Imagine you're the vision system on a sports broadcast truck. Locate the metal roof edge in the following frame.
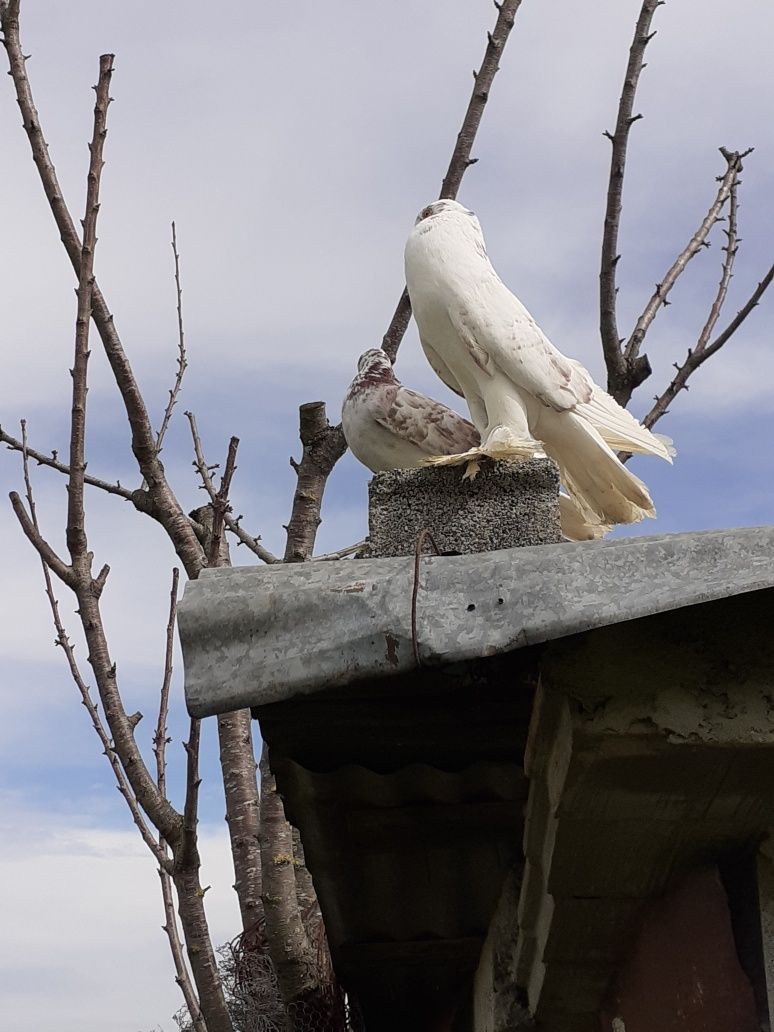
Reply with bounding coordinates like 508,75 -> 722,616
179,525 -> 774,717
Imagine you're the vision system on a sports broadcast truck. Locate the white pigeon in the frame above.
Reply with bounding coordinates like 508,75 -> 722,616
342,348 -> 609,541
404,199 -> 674,527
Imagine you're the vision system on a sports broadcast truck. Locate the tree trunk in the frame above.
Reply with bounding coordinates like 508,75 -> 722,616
192,506 -> 265,933
174,863 -> 234,1032
218,708 -> 263,930
259,744 -> 320,1003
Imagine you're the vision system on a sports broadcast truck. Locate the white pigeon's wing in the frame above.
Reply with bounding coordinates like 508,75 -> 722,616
373,383 -> 479,455
447,286 -> 593,411
420,339 -> 465,398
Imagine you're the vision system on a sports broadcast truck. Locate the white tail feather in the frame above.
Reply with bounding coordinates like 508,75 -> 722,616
577,388 -> 674,462
559,494 -> 612,541
541,412 -> 656,525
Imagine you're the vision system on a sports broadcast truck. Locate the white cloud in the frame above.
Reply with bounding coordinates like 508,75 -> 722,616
0,796 -> 239,1032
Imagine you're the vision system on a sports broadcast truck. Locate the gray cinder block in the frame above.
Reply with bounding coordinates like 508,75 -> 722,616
367,458 -> 563,558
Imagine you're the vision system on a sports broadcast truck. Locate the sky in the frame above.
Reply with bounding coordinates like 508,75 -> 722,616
0,1 -> 772,1029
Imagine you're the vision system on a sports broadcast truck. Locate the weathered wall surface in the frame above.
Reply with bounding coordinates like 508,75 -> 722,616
599,868 -> 759,1032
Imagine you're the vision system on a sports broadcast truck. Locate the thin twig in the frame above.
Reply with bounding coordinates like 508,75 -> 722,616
66,53 -> 113,573
643,259 -> 774,430
154,567 -> 180,797
155,221 -> 189,455
312,539 -> 368,561
209,437 -> 239,568
694,163 -> 741,354
0,429 -> 135,498
624,149 -> 749,369
599,0 -> 664,401
16,421 -> 168,868
381,0 -> 524,362
9,487 -> 74,586
186,410 -> 279,565
224,514 -> 280,565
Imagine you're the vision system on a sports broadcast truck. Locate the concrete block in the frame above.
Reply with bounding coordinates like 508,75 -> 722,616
367,458 -> 562,558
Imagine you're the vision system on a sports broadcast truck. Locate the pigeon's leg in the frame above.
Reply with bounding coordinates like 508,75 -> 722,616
424,388 -> 543,472
479,387 -> 543,458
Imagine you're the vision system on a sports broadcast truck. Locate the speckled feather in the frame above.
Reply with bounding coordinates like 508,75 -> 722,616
342,349 -> 479,472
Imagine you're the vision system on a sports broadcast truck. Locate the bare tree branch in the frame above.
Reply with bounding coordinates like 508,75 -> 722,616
15,420 -> 169,866
9,487 -> 74,586
154,567 -> 180,798
312,539 -> 368,561
440,0 -> 522,200
155,221 -> 189,455
643,259 -> 774,431
283,402 -> 348,564
381,0 -> 525,362
185,410 -> 279,564
181,717 -> 203,871
159,862 -> 207,1032
0,428 -> 132,497
599,0 -> 664,401
623,148 -> 749,376
66,53 -> 112,574
208,436 -> 239,568
259,743 -> 320,1004
225,513 -> 280,565
0,4 -> 205,579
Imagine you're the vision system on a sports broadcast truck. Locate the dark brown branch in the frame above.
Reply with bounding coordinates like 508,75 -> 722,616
208,437 -> 239,568
15,420 -> 168,867
67,53 -> 113,570
694,163 -> 741,354
9,486 -> 74,586
155,221 -> 189,455
440,0 -> 522,199
225,514 -> 280,565
185,410 -> 279,565
624,148 -> 748,370
599,0 -> 664,401
0,429 -> 136,498
381,0 -> 524,362
181,718 -> 203,870
283,403 -> 348,563
643,259 -> 774,430
312,539 -> 368,561
0,6 -> 205,579
154,567 -> 180,799
159,863 -> 206,1032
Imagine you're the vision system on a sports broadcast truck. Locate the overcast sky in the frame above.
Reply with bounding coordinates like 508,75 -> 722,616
1,1 -> 772,1029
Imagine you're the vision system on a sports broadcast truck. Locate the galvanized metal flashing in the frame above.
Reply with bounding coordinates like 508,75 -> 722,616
179,526 -> 774,718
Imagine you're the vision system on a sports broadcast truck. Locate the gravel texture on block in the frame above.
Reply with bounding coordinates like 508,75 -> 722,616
367,458 -> 562,558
